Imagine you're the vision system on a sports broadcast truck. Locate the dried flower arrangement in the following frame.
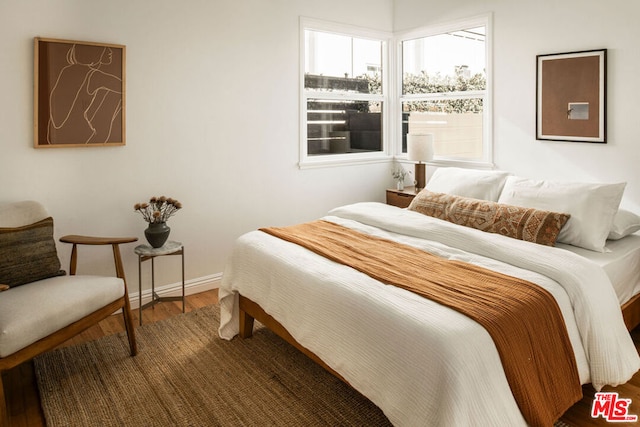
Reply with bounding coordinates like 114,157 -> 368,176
134,196 -> 182,224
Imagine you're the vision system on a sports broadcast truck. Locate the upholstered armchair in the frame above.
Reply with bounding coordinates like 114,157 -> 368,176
0,201 -> 138,426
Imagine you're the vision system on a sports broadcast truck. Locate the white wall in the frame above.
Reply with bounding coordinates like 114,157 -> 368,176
395,0 -> 640,212
0,0 -> 394,293
4,0 -> 639,296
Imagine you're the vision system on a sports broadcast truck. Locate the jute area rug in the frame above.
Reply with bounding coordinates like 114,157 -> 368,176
34,304 -> 392,426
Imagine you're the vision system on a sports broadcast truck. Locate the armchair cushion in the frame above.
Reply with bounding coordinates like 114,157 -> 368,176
0,217 -> 65,288
0,275 -> 125,357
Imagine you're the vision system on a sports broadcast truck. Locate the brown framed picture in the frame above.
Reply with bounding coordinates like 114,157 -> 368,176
34,37 -> 126,148
536,49 -> 606,143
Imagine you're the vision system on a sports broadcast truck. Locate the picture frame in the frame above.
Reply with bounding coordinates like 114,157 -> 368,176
536,49 -> 606,143
34,37 -> 126,148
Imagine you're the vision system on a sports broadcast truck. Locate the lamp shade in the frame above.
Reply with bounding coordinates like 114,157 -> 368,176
407,133 -> 434,162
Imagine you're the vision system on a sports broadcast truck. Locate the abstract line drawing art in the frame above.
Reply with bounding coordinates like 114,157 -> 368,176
34,38 -> 126,148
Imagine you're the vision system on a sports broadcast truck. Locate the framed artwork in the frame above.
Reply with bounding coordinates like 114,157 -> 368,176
34,37 -> 126,148
536,49 -> 606,143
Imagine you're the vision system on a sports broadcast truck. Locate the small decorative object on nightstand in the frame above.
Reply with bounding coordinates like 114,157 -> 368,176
386,187 -> 419,208
135,241 -> 185,325
392,165 -> 412,191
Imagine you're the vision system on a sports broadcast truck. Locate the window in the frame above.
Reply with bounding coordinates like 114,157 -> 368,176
300,19 -> 389,167
299,15 -> 492,168
399,16 -> 491,165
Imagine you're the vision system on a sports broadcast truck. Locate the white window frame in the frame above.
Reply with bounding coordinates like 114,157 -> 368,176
395,14 -> 493,168
299,18 -> 392,169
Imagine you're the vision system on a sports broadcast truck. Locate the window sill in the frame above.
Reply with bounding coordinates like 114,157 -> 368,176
299,153 -> 392,169
393,155 -> 495,170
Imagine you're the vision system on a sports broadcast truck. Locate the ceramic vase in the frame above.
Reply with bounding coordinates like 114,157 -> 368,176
145,222 -> 170,248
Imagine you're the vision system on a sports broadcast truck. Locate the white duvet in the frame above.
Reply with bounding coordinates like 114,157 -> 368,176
219,202 -> 640,426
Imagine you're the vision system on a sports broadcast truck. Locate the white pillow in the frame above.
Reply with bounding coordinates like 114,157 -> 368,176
426,167 -> 510,201
608,209 -> 640,240
498,176 -> 626,252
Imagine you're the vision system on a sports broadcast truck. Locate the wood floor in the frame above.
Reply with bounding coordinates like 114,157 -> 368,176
3,289 -> 640,426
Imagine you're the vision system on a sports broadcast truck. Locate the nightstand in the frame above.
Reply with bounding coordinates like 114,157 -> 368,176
386,187 -> 419,208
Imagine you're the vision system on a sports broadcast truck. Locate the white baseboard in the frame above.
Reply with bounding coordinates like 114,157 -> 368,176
129,273 -> 221,309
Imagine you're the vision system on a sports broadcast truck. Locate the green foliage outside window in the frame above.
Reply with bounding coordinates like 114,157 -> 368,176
358,67 -> 486,114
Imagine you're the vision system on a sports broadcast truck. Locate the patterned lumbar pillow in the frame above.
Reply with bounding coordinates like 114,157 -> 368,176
0,217 -> 65,287
408,190 -> 570,246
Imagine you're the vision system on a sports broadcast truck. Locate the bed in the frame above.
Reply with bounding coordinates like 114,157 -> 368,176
218,170 -> 640,426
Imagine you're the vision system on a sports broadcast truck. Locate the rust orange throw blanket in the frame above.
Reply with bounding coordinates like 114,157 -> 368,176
260,220 -> 582,427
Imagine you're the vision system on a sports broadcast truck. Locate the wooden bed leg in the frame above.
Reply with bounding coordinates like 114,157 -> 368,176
239,309 -> 255,338
621,292 -> 640,331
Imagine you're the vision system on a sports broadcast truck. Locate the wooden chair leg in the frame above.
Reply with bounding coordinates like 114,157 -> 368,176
0,373 -> 8,427
111,243 -> 138,356
121,299 -> 138,356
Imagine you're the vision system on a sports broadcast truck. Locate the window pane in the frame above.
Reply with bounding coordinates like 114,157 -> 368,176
305,30 -> 382,94
307,99 -> 382,155
402,26 -> 485,95
402,99 -> 483,159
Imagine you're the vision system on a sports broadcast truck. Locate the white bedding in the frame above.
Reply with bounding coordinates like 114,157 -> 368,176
558,234 -> 640,305
218,202 -> 640,426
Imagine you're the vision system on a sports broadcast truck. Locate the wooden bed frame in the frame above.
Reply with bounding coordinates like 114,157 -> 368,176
622,292 -> 640,331
238,296 -> 348,384
238,291 -> 640,386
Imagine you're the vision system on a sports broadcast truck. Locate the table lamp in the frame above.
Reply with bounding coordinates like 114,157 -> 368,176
407,133 -> 434,191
